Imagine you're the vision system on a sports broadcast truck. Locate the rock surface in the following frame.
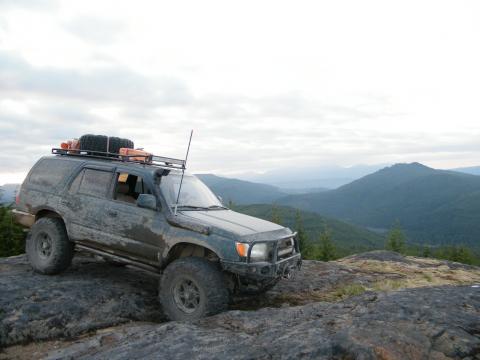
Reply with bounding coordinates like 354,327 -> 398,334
1,250 -> 480,359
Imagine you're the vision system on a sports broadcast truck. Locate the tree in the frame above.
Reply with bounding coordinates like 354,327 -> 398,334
421,245 -> 432,258
435,245 -> 474,265
271,205 -> 282,225
385,220 -> 406,254
0,203 -> 26,257
294,210 -> 311,258
316,227 -> 336,261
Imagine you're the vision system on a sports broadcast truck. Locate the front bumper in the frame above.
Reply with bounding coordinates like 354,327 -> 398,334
11,209 -> 35,228
221,253 -> 302,280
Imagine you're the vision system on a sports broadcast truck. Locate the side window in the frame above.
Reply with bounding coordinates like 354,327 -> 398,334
29,158 -> 78,189
114,173 -> 152,205
78,169 -> 113,198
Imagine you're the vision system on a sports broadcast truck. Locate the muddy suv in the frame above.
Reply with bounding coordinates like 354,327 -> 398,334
14,150 -> 301,320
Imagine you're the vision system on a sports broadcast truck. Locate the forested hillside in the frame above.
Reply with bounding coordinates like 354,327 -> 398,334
278,163 -> 480,248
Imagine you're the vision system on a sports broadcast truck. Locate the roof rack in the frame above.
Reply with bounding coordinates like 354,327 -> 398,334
51,148 -> 186,170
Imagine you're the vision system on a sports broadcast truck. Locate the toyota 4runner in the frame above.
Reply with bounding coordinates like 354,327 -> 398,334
13,146 -> 301,321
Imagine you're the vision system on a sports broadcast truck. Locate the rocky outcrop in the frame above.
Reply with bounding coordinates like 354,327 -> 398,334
45,286 -> 480,360
0,254 -> 164,347
1,251 -> 480,359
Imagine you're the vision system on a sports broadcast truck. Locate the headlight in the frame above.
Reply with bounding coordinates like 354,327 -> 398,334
235,242 -> 271,262
250,243 -> 269,261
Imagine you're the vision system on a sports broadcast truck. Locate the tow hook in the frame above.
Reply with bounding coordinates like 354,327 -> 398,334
282,265 -> 293,279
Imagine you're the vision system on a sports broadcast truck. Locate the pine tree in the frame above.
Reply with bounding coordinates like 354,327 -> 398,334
0,191 -> 26,257
294,210 -> 311,258
421,245 -> 432,258
385,220 -> 406,254
271,205 -> 282,225
317,227 -> 336,261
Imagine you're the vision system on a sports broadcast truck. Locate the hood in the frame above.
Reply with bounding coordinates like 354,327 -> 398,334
178,209 -> 293,242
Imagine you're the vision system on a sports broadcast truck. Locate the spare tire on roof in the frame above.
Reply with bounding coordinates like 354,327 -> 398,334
79,134 -> 134,155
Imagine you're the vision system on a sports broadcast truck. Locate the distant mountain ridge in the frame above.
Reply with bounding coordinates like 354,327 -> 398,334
0,184 -> 19,205
195,174 -> 287,204
453,166 -> 480,176
278,163 -> 480,247
235,164 -> 387,189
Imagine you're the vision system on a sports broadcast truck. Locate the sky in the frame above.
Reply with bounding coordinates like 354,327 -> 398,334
0,0 -> 479,185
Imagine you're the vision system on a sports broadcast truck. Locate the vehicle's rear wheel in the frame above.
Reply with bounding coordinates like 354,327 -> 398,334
26,218 -> 74,275
159,257 -> 229,321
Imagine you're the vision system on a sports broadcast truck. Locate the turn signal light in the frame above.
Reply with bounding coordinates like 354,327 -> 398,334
235,242 -> 249,257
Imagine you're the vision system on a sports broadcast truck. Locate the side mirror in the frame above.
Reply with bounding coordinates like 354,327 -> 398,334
137,194 -> 157,210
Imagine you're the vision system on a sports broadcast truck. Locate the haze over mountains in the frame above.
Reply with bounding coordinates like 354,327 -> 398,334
235,164 -> 387,189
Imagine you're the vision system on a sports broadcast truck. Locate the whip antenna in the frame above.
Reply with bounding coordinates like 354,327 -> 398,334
174,130 -> 193,216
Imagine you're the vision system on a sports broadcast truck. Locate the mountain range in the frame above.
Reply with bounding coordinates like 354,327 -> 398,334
278,163 -> 480,247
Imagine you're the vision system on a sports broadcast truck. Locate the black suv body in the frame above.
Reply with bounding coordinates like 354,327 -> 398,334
14,154 -> 301,320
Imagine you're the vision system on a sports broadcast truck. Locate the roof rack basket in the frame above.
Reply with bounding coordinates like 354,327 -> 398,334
51,148 -> 186,170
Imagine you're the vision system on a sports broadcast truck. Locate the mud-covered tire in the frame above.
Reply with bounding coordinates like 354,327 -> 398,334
26,218 -> 74,275
79,134 -> 134,154
159,257 -> 229,321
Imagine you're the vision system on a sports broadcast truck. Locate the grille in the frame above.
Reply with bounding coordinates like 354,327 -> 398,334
277,237 -> 295,259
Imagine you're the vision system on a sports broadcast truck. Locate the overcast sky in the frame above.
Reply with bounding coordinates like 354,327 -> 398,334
1,0 -> 479,185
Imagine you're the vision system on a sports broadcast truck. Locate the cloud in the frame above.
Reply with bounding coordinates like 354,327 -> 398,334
63,16 -> 125,45
0,0 -> 57,10
0,50 -> 193,107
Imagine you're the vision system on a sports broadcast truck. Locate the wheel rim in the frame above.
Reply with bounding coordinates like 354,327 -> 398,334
172,277 -> 201,314
35,232 -> 53,259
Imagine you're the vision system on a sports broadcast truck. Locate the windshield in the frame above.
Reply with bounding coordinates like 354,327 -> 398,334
159,174 -> 224,210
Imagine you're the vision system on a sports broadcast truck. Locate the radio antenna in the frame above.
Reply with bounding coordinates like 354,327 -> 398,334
174,130 -> 193,216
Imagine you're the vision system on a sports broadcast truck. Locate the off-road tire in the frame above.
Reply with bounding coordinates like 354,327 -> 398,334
26,218 -> 74,275
79,134 -> 134,155
159,257 -> 229,321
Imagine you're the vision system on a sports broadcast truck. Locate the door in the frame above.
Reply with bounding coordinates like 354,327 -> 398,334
61,166 -> 115,246
101,171 -> 166,263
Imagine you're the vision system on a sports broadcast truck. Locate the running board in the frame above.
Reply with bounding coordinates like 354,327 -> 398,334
75,244 -> 161,276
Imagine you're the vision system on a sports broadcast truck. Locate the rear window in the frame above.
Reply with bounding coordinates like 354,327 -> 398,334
28,158 -> 79,189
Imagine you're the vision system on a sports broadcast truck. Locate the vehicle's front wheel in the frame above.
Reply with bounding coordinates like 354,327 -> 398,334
159,257 -> 229,321
26,217 -> 74,275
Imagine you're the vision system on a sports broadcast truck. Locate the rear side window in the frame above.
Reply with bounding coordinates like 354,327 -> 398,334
77,169 -> 113,198
29,158 -> 79,189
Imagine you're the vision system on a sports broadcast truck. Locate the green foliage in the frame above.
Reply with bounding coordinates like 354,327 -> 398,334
421,245 -> 432,258
385,221 -> 406,254
434,245 -> 474,265
0,205 -> 26,257
294,210 -> 312,258
314,227 -> 337,261
270,205 -> 283,225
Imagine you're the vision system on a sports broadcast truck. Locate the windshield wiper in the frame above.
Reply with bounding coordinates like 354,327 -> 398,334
172,205 -> 209,211
207,205 -> 229,210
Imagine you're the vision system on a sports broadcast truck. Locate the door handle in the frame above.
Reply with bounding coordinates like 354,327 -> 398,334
108,210 -> 118,217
